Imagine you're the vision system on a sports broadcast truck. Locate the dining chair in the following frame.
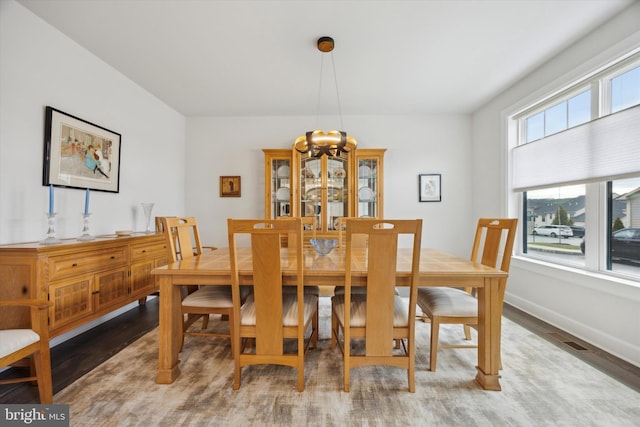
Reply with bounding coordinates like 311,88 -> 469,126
159,216 -> 245,355
0,299 -> 53,403
155,216 -> 171,233
283,216 -> 320,334
416,218 -> 517,371
227,217 -> 319,392
330,218 -> 422,392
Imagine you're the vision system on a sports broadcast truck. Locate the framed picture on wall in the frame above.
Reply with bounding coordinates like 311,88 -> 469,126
220,176 -> 241,197
43,106 -> 121,193
419,173 -> 441,202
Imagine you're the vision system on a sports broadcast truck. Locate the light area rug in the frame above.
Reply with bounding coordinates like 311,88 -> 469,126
54,298 -> 640,426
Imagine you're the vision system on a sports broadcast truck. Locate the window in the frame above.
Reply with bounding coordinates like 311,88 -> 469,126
611,65 -> 640,113
524,185 -> 586,269
512,51 -> 640,280
524,90 -> 591,143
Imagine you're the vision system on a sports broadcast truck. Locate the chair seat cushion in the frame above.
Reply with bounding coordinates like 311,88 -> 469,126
240,293 -> 318,326
182,285 -> 252,309
182,286 -> 233,308
331,294 -> 409,327
417,287 -> 477,317
333,286 -> 399,295
282,285 -> 320,296
0,329 -> 40,358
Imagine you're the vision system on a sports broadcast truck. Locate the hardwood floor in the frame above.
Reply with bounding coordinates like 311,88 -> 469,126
0,299 -> 160,404
1,298 -> 639,403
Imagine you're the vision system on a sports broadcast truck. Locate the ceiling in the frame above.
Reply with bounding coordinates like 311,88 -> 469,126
17,0 -> 634,117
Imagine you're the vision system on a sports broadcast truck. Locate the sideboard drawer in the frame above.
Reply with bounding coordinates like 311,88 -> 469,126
131,240 -> 168,261
49,246 -> 128,280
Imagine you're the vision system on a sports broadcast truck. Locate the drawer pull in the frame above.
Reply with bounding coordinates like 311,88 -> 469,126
72,263 -> 78,267
142,250 -> 147,253
92,290 -> 100,295
110,256 -> 116,259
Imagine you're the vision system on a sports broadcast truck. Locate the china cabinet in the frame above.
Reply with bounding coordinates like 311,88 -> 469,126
263,146 -> 385,238
0,233 -> 168,337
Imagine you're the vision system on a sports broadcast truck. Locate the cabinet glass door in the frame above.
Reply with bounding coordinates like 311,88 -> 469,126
270,158 -> 291,219
357,157 -> 379,218
300,157 -> 322,230
326,156 -> 348,231
299,153 -> 349,233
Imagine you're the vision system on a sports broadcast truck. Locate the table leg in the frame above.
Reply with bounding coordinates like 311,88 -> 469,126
156,276 -> 182,384
475,276 -> 502,391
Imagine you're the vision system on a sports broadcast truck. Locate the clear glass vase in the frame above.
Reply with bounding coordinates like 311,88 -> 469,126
141,202 -> 155,233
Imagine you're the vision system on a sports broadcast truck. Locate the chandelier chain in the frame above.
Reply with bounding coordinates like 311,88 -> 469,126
330,52 -> 344,130
315,54 -> 324,130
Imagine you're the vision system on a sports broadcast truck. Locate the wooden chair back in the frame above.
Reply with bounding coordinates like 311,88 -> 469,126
338,218 -> 422,391
337,217 -> 368,248
286,216 -> 316,249
158,217 -> 204,263
344,218 -> 422,354
466,218 -> 518,295
227,217 -> 317,391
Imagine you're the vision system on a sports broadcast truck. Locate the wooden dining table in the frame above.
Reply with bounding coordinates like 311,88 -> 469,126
152,247 -> 509,391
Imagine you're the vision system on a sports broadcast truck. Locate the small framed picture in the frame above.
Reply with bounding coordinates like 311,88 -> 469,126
43,106 -> 121,193
220,176 -> 241,197
419,174 -> 441,202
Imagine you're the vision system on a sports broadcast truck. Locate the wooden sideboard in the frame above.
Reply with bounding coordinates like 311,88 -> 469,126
0,233 -> 168,337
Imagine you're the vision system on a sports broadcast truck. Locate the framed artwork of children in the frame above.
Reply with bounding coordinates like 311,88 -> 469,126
220,176 -> 241,197
43,106 -> 121,193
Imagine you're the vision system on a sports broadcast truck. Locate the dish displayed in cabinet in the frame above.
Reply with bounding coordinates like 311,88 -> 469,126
277,165 -> 290,178
276,187 -> 290,201
358,186 -> 374,202
358,165 -> 372,178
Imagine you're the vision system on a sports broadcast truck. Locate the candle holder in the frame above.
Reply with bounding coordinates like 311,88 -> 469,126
77,213 -> 95,241
40,213 -> 61,245
141,202 -> 155,233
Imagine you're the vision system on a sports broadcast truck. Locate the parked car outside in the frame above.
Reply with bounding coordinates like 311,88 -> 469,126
580,228 -> 640,263
570,226 -> 585,238
611,228 -> 640,263
533,225 -> 573,238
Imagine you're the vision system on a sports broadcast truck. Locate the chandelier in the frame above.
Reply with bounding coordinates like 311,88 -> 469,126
294,37 -> 357,158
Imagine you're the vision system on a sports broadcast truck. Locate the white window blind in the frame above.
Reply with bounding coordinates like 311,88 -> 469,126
512,104 -> 640,191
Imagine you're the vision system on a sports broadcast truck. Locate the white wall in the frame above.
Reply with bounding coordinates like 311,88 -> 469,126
186,114 -> 474,255
471,2 -> 640,366
0,0 -> 186,244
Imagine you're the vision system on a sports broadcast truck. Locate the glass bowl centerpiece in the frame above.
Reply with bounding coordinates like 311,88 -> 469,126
310,238 -> 338,256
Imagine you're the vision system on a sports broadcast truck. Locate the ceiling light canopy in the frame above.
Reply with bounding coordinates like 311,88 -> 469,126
294,36 -> 356,158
